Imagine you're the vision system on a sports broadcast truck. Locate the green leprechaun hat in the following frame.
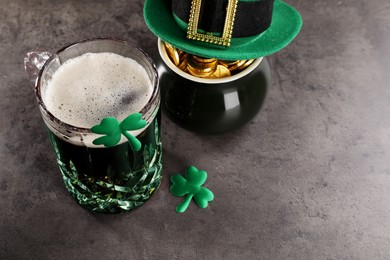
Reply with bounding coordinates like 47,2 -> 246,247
144,0 -> 302,60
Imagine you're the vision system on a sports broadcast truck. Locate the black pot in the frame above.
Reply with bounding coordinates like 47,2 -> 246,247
156,39 -> 271,135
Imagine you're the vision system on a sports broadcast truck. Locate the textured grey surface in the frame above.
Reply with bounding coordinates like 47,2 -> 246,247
1,0 -> 390,259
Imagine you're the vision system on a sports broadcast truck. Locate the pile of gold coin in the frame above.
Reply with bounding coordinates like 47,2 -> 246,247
163,42 -> 255,79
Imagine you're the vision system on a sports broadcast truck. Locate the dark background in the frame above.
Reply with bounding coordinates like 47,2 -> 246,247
1,0 -> 390,259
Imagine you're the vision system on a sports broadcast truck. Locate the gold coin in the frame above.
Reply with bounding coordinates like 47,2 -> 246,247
187,55 -> 217,77
192,55 -> 217,63
187,55 -> 217,70
179,53 -> 188,64
235,59 -> 255,71
164,42 -> 180,66
218,60 -> 240,67
163,44 -> 254,78
178,56 -> 188,71
187,65 -> 215,77
178,49 -> 184,57
228,60 -> 247,71
207,65 -> 231,78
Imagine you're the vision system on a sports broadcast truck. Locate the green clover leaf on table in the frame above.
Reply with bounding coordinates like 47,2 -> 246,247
170,165 -> 214,213
91,113 -> 146,151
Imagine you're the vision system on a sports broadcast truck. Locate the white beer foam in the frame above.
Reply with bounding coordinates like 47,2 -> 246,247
44,52 -> 153,129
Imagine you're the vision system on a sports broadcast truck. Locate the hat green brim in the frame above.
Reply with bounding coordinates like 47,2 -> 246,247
144,0 -> 302,60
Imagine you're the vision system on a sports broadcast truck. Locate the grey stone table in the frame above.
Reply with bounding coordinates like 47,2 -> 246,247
1,0 -> 390,259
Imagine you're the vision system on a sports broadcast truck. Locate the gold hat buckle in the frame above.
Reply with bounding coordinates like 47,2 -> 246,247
187,0 -> 238,47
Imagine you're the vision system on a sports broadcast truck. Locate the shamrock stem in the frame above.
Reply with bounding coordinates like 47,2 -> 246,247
176,194 -> 194,213
122,131 -> 142,152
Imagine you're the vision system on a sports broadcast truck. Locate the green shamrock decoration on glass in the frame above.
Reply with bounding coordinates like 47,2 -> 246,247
170,165 -> 214,213
91,113 -> 146,151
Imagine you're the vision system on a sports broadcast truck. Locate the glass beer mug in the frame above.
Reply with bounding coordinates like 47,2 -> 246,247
24,38 -> 162,214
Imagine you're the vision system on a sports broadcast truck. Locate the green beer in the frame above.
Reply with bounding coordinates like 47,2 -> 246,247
35,39 -> 161,213
49,115 -> 162,214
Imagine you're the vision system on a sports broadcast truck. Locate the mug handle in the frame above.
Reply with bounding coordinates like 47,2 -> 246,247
24,50 -> 52,84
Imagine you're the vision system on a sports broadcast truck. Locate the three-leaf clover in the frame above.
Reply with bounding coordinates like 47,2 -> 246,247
91,113 -> 146,151
170,165 -> 214,213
